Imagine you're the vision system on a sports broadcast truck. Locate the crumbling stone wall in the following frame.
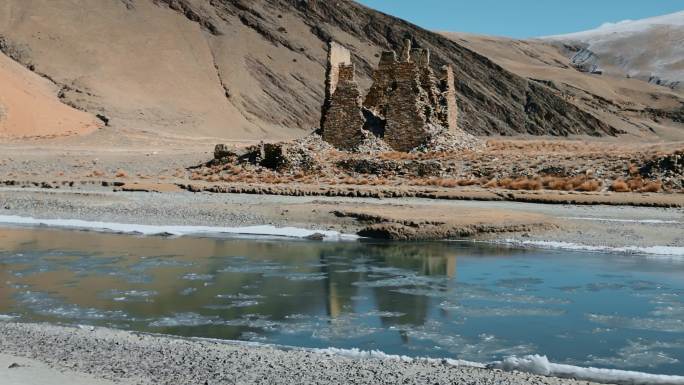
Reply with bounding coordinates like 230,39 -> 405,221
321,39 -> 460,152
320,41 -> 352,129
438,65 -> 459,131
320,58 -> 366,150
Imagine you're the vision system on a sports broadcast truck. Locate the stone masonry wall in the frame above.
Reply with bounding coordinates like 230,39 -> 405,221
321,39 -> 461,152
439,65 -> 458,131
384,61 -> 431,151
321,63 -> 366,150
320,41 -> 352,129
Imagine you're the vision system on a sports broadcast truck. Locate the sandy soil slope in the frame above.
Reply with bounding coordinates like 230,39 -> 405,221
0,0 -> 661,140
0,52 -> 100,139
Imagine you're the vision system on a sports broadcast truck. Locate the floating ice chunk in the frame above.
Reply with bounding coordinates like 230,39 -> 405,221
101,289 -> 158,302
0,314 -> 18,321
587,313 -> 684,333
495,277 -> 544,289
180,287 -> 197,296
15,291 -> 131,321
216,293 -> 265,300
260,270 -> 327,281
181,273 -> 214,281
584,339 -> 684,369
489,354 -> 684,385
149,312 -> 219,327
440,302 -> 565,318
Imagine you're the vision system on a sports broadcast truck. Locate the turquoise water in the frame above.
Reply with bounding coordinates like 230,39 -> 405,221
0,227 -> 683,375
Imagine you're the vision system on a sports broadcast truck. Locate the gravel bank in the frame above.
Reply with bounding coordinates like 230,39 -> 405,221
0,322 -> 600,385
0,187 -> 682,249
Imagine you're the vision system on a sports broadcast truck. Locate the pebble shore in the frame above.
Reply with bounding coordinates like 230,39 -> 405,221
0,322 -> 601,385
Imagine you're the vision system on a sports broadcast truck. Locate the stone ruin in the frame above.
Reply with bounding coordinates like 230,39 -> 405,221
320,39 -> 460,152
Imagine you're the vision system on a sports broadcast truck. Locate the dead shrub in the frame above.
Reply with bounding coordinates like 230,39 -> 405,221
627,177 -> 644,191
611,179 -> 631,192
576,179 -> 601,192
483,179 -> 498,188
639,180 -> 662,193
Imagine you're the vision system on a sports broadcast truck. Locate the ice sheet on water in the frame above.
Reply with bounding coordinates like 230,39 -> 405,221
312,316 -> 381,341
587,313 -> 684,333
218,262 -> 285,274
180,287 -> 197,296
353,274 -> 443,288
583,338 -> 684,369
149,312 -> 220,327
100,289 -> 158,303
129,258 -> 193,272
439,301 -> 565,318
262,271 -> 327,281
359,310 -> 406,318
216,293 -> 265,300
15,290 -> 131,321
495,277 -> 544,289
397,320 -> 536,362
648,294 -> 684,318
181,273 -> 214,281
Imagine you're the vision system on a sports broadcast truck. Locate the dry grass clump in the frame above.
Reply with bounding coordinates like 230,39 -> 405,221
611,179 -> 630,192
483,175 -> 603,192
610,178 -> 662,193
640,180 -> 662,193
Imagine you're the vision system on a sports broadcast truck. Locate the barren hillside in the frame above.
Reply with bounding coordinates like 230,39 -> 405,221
0,47 -> 100,139
442,32 -> 684,141
0,0 -> 681,141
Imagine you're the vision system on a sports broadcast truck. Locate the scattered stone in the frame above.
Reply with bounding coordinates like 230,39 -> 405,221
304,233 -> 326,241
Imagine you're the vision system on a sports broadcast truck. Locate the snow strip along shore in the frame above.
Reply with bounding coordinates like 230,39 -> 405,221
504,239 -> 684,257
0,215 -> 358,241
314,348 -> 684,385
1,322 -> 682,385
490,355 -> 684,385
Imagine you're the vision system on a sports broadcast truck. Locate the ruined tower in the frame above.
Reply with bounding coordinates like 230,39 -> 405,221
320,42 -> 365,150
320,39 -> 460,152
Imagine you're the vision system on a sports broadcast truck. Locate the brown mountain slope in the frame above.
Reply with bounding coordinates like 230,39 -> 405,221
0,0 -> 676,141
0,50 -> 100,139
442,32 -> 684,141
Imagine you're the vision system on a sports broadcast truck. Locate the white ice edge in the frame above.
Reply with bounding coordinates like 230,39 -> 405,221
563,217 -> 682,225
189,336 -> 684,385
0,215 -> 358,241
204,340 -> 684,385
490,355 -> 684,385
503,239 -> 684,257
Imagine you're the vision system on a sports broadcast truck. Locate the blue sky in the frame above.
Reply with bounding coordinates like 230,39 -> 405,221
356,0 -> 683,38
